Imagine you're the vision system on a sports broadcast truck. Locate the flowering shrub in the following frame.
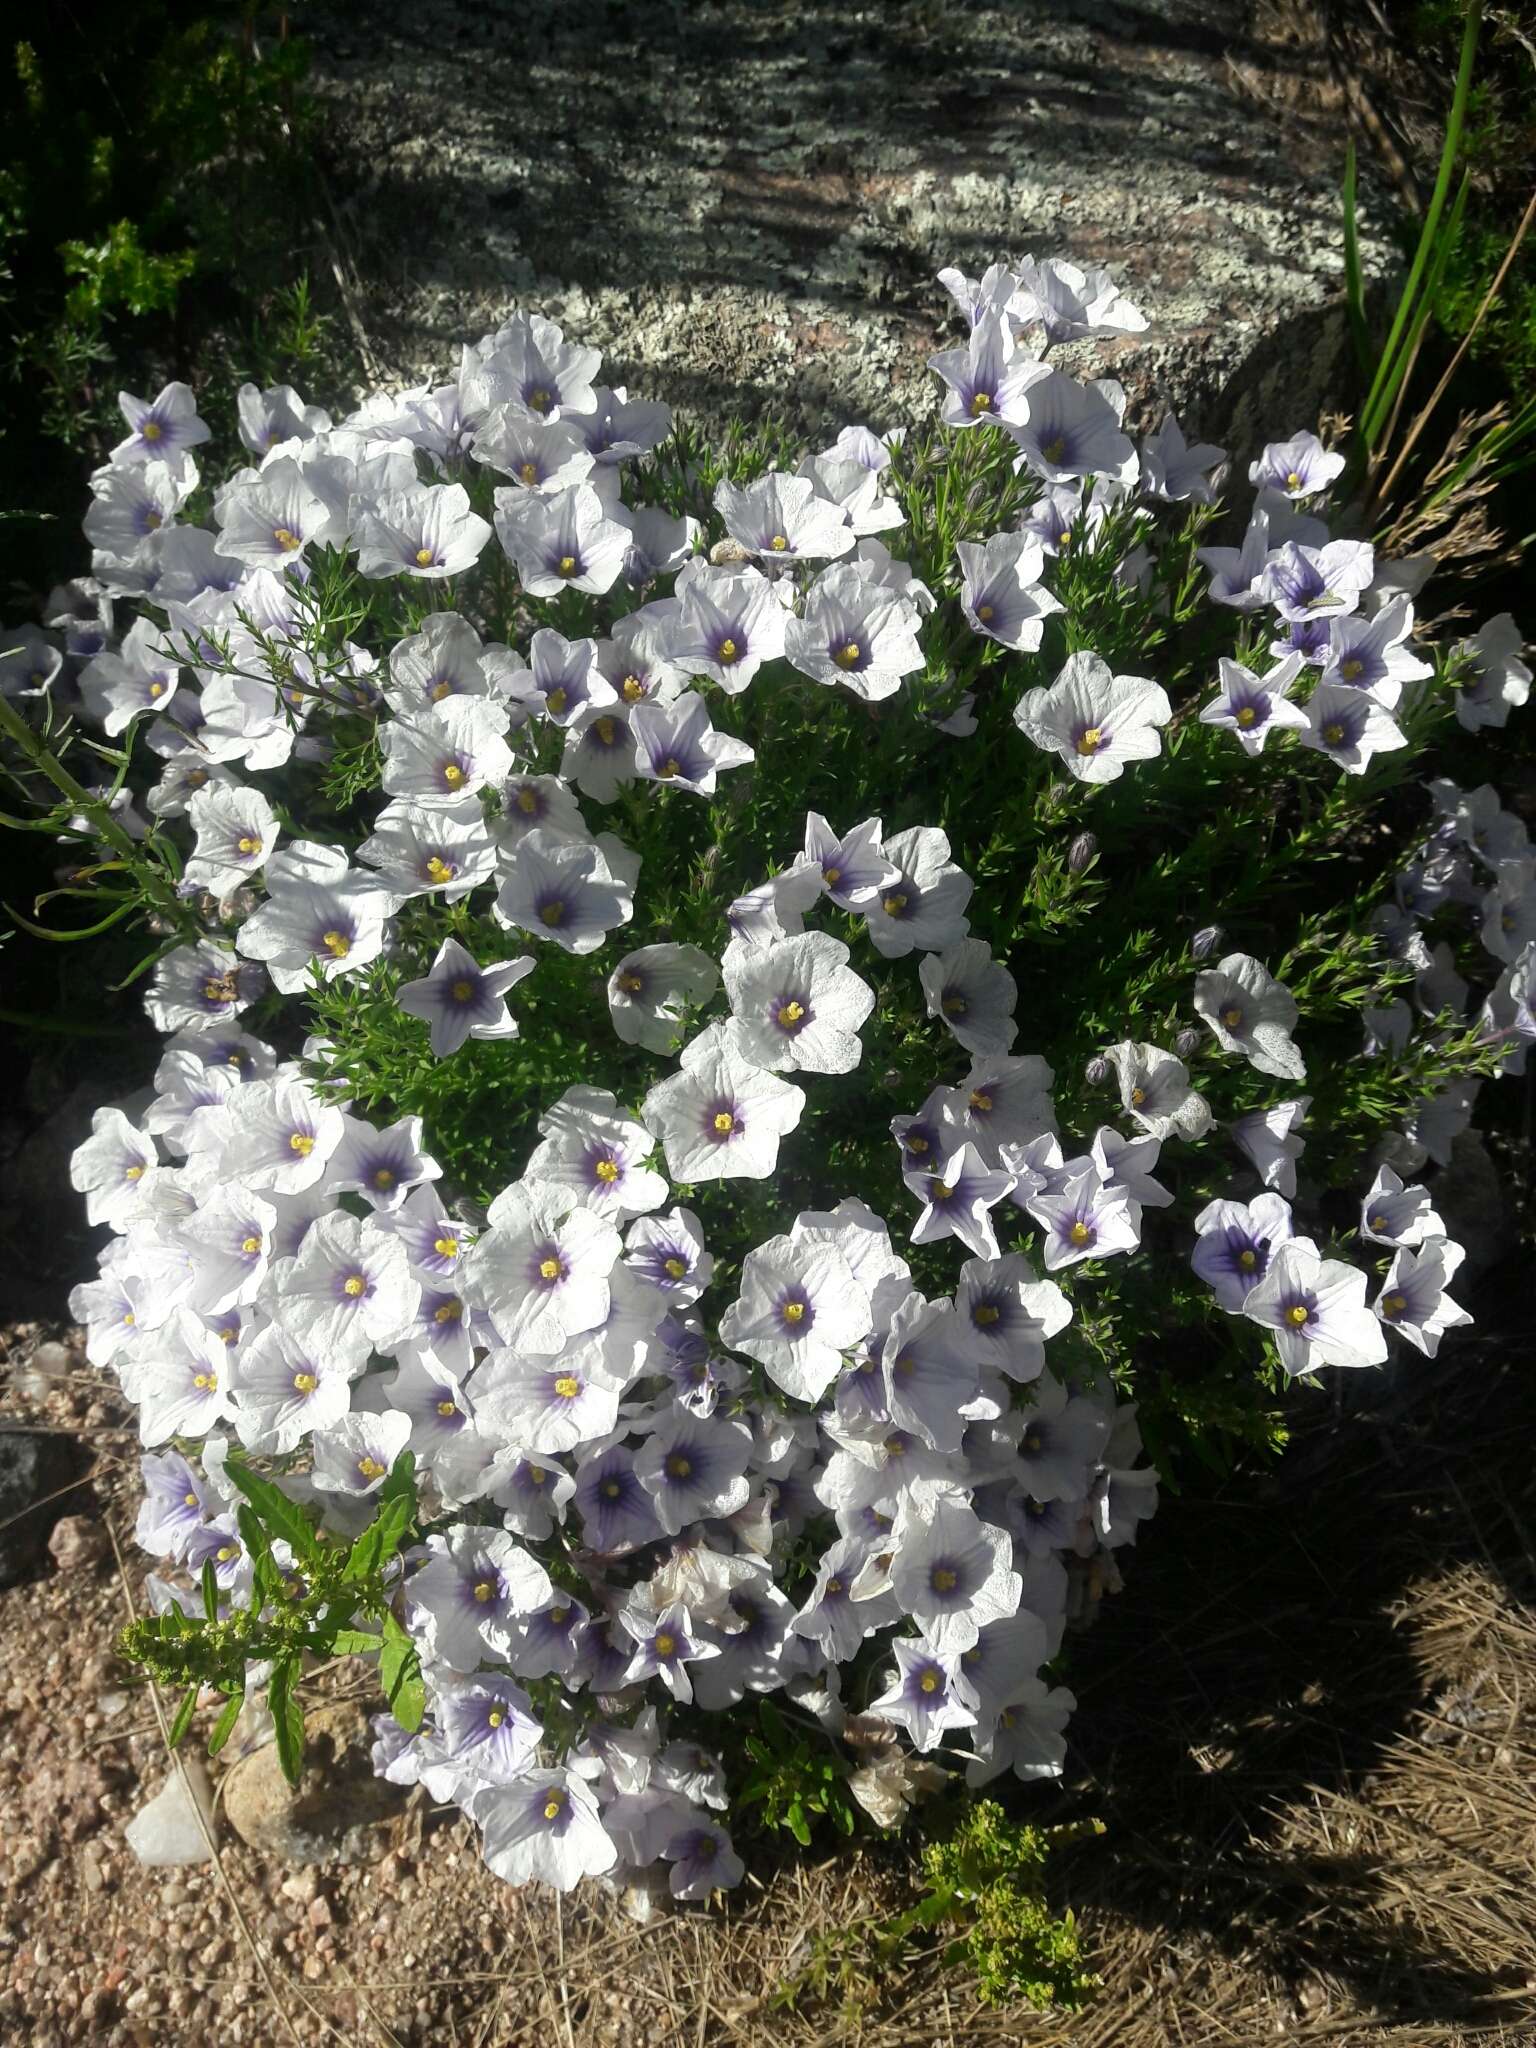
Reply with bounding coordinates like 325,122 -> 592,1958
7,252 -> 1531,1921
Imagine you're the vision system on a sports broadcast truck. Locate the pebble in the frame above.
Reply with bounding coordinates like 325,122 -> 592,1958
123,1761 -> 216,1868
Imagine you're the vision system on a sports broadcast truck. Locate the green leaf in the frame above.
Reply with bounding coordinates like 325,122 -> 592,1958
328,1628 -> 384,1657
343,1489 -> 415,1585
226,1458 -> 323,1565
200,1559 -> 219,1623
379,1611 -> 425,1734
267,1655 -> 305,1788
207,1687 -> 245,1759
787,1801 -> 811,1848
168,1683 -> 199,1748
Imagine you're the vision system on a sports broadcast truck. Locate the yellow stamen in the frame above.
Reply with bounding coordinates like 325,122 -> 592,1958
322,930 -> 351,959
193,1371 -> 217,1391
436,1398 -> 457,1416
434,1299 -> 462,1324
488,1707 -> 505,1727
1381,1292 -> 1407,1318
473,1579 -> 496,1603
242,1235 -> 262,1255
1068,1220 -> 1092,1247
654,1632 -> 677,1658
594,1158 -> 621,1183
557,554 -> 578,577
666,1453 -> 692,1479
540,901 -> 565,927
969,1089 -> 992,1113
919,1670 -> 940,1693
973,1303 -> 1000,1326
441,762 -> 465,788
518,462 -> 538,485
539,1256 -> 563,1281
357,1455 -> 386,1480
712,1110 -> 736,1134
434,1235 -> 459,1258
832,641 -> 862,670
1237,1249 -> 1257,1272
237,835 -> 261,855
969,392 -> 994,416
553,1374 -> 580,1399
593,716 -> 616,745
776,999 -> 805,1028
374,1168 -> 396,1189
1076,725 -> 1104,756
621,675 -> 645,702
1285,1304 -> 1310,1327
1222,1006 -> 1243,1029
425,856 -> 455,884
414,547 -> 435,568
664,1256 -> 688,1280
781,1301 -> 805,1325
769,534 -> 788,551
931,1567 -> 957,1593
273,527 -> 301,553
717,637 -> 739,664
1235,705 -> 1257,728
976,603 -> 994,622
343,1274 -> 366,1298
883,891 -> 908,916
1322,721 -> 1346,746
142,421 -> 163,442
618,971 -> 645,994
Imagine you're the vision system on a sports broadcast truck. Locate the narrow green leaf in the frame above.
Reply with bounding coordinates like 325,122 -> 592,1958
343,1491 -> 415,1585
207,1687 -> 245,1759
268,1656 -> 305,1788
226,1458 -> 323,1565
168,1683 -> 199,1748
379,1611 -> 426,1734
200,1559 -> 219,1623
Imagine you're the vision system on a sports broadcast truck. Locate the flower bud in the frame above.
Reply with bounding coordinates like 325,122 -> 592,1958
1067,831 -> 1098,875
1084,1055 -> 1110,1086
1191,924 -> 1224,960
1174,1026 -> 1203,1060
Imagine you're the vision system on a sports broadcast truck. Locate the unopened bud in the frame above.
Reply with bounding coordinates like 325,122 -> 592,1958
1067,832 -> 1098,875
1191,924 -> 1224,960
1174,1026 -> 1203,1060
1084,1055 -> 1110,1087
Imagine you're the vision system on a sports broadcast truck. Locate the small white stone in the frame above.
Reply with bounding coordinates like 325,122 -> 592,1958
124,1759 -> 216,1867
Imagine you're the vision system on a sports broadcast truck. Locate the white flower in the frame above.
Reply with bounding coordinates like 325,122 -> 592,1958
1360,1166 -> 1444,1248
1193,952 -> 1306,1080
1243,1239 -> 1387,1375
919,939 -> 1017,1055
965,1680 -> 1075,1787
713,472 -> 856,560
863,825 -> 973,959
1190,1193 -> 1296,1310
122,1306 -> 234,1445
1374,1239 -> 1472,1357
226,1325 -> 356,1453
358,800 -> 497,902
928,311 -> 1045,428
217,1077 -> 345,1193
1231,1098 -> 1309,1197
355,482 -> 492,578
495,482 -> 632,596
718,1228 -> 872,1402
1299,684 -> 1406,775
214,455 -> 341,568
885,1492 -> 1021,1653
869,1636 -> 980,1751
272,1211 -> 421,1369
397,938 -> 535,1058
235,841 -> 398,993
666,563 -> 786,690
112,381 -> 209,469
956,531 -> 1062,651
183,784 -> 280,898
641,1027 -> 805,1182
524,1085 -> 669,1219
1025,1168 -> 1141,1271
1014,651 -> 1171,783
470,1343 -> 631,1454
493,829 -> 634,954
472,1773 -> 617,1892
1140,413 -> 1225,503
607,943 -> 719,1052
467,1185 -> 622,1354
784,564 -> 925,701
1007,369 -> 1137,486
70,1108 -> 159,1228
310,1411 -> 415,1496
406,1526 -> 553,1673
1454,613 -> 1531,731
909,1143 -> 1017,1260
723,931 -> 874,1074
1199,655 -> 1309,754
380,697 -> 514,809
631,691 -> 755,792
955,1254 -> 1070,1380
1103,1041 -> 1212,1141
802,811 -> 900,909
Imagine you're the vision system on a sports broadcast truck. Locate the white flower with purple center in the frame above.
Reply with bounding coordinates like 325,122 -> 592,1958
123,1306 -> 235,1445
1231,1097 -> 1309,1197
1360,1166 -> 1444,1248
634,1412 -> 754,1534
713,471 -> 855,560
572,1441 -> 663,1554
862,824 -> 973,959
956,530 -> 1063,651
886,1491 -> 1021,1656
965,1679 -> 1075,1787
869,1635 -> 980,1751
718,1228 -> 872,1403
1008,368 -> 1137,486
892,1085 -> 970,1182
784,563 -> 924,702
112,381 -> 210,470
799,448 -> 902,537
145,941 -> 264,1036
666,564 -> 786,691
493,828 -> 634,955
471,1770 -> 617,1892
631,690 -> 754,793
70,1107 -> 159,1229
919,938 -> 1018,1056
619,1601 -> 719,1704
1025,1167 -> 1141,1271
1259,539 -> 1374,624
663,1820 -> 745,1901
606,942 -> 719,1053
641,1026 -> 805,1183
475,410 -> 594,492
624,1207 -> 713,1305
1242,1239 -> 1387,1375
1011,256 -> 1147,341
406,1526 -> 554,1673
928,310 -> 1044,428
1454,612 -> 1531,732
1373,1239 -> 1472,1358
271,1210 -> 421,1369
380,697 -> 514,809
723,930 -> 874,1076
1014,1371 -> 1111,1500
1300,683 -> 1407,775
1103,1040 -> 1213,1142
910,1143 -> 1017,1260
214,456 -> 340,568
1248,431 -> 1344,499
1190,1193 -> 1296,1311
801,810 -> 900,911
79,618 -> 182,734
524,1084 -> 668,1220
1479,860 -> 1536,967
177,1187 -> 278,1314
494,480 -> 631,597
1199,653 -> 1309,755
467,1186 -> 621,1355
181,783 -> 279,899
397,937 -> 536,1059
218,1078 -> 345,1194
526,628 -> 610,726
235,840 -> 399,994
83,460 -> 189,568
1014,650 -> 1171,784
1197,504 -> 1273,612
956,1253 -> 1071,1381
328,1112 -> 443,1212
558,705 -> 640,802
1194,951 -> 1306,1081
355,482 -> 492,579
879,1292 -> 977,1453
1090,1125 -> 1172,1212
433,1674 -> 543,1792
1318,597 -> 1431,706
358,802 -> 496,903
310,1411 -> 414,1498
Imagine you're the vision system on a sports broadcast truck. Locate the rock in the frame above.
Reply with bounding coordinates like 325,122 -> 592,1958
47,1514 -> 107,1572
0,1430 -> 86,1588
1433,1129 -> 1516,1279
307,0 -> 1403,454
124,1761 -> 216,1868
222,1703 -> 404,1866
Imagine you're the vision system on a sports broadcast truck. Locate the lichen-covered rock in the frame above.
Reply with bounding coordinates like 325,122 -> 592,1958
309,0 -> 1399,450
